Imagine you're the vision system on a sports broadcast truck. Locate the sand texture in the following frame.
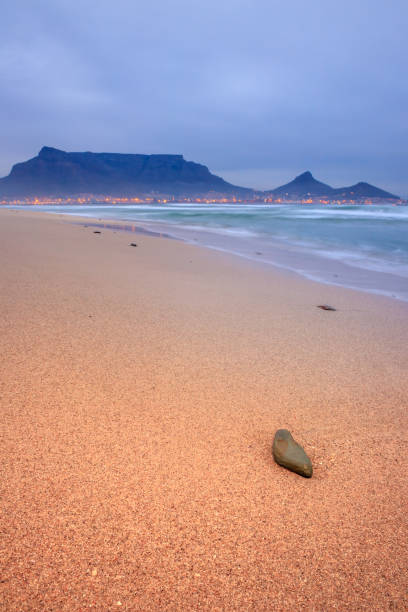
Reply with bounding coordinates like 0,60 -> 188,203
1,209 -> 407,611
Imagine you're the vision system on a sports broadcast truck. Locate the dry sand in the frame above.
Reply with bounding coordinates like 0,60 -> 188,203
0,208 -> 407,611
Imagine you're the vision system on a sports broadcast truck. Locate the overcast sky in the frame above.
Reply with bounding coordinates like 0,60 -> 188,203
1,0 -> 407,195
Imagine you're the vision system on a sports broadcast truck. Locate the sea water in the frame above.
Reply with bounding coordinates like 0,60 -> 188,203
10,203 -> 408,301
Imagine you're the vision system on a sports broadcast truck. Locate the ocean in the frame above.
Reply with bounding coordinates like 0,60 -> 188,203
9,203 -> 408,302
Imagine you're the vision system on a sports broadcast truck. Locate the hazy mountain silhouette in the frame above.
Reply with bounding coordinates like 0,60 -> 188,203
269,171 -> 334,196
0,149 -> 399,200
0,147 -> 252,197
331,182 -> 398,199
268,171 -> 398,199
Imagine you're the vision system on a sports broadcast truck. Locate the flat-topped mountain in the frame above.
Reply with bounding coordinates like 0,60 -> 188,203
266,171 -> 398,200
0,148 -> 400,200
0,147 -> 252,197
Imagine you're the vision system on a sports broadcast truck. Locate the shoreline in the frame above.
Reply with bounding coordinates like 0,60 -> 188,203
1,208 -> 407,610
6,204 -> 408,304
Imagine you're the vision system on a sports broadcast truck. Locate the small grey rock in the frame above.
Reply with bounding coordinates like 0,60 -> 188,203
317,304 -> 336,311
272,429 -> 313,478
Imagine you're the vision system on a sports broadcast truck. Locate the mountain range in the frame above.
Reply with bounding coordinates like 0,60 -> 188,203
0,147 -> 399,200
266,170 -> 398,199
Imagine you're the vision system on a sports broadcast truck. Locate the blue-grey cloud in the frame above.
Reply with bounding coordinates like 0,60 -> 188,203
0,0 -> 407,194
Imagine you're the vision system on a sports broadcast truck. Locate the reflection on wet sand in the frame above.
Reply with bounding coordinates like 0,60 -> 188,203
77,220 -> 178,239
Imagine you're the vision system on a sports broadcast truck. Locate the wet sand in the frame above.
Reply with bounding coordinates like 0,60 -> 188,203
1,208 -> 407,611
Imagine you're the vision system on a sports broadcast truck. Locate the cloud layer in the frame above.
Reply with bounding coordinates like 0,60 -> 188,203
1,0 -> 407,194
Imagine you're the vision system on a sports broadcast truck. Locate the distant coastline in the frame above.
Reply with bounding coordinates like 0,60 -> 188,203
2,195 -> 407,206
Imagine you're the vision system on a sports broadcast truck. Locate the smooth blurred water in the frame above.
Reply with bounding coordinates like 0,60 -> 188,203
9,203 -> 408,301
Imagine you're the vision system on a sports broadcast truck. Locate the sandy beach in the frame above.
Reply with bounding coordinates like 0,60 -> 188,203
1,208 -> 407,611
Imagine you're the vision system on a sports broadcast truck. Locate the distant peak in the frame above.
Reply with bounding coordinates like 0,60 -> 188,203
271,170 -> 334,195
296,171 -> 314,180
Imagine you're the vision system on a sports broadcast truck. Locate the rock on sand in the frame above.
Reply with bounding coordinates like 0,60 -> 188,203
272,429 -> 313,478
